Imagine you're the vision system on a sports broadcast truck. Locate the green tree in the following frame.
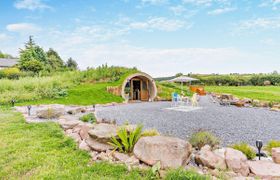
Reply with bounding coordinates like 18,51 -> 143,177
19,36 -> 47,73
175,73 -> 183,77
46,48 -> 65,70
20,59 -> 43,73
66,57 -> 78,70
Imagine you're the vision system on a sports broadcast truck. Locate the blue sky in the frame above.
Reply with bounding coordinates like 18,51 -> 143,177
0,0 -> 280,76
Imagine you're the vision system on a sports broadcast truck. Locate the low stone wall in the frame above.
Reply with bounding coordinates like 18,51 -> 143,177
16,104 -> 280,179
211,93 -> 280,112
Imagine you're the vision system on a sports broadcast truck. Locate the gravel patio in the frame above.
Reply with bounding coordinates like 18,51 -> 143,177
96,95 -> 280,145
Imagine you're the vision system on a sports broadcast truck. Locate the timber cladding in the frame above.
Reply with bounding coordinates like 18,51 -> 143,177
107,86 -> 122,96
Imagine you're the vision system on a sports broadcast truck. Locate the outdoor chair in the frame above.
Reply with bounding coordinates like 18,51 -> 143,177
191,93 -> 199,107
171,93 -> 188,107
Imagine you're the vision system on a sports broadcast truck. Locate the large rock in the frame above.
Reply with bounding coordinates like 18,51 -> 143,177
67,107 -> 86,115
220,94 -> 234,100
58,119 -> 80,130
272,148 -> 280,164
195,145 -> 226,170
113,152 -> 130,162
37,108 -> 64,119
86,138 -> 114,152
248,161 -> 280,179
88,123 -> 118,143
225,148 -> 249,176
66,132 -> 81,144
73,123 -> 94,140
133,136 -> 192,169
271,105 -> 280,112
79,140 -> 91,152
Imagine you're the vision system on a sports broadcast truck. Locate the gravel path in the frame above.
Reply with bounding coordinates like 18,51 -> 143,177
96,96 -> 280,146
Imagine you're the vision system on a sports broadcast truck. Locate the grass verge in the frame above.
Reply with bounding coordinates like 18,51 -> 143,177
0,110 -> 151,179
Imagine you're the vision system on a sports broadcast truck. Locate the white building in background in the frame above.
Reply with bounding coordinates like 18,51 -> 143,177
0,58 -> 18,70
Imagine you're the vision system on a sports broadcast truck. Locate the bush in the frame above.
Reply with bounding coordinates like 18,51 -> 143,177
165,168 -> 209,180
109,124 -> 143,153
231,143 -> 256,160
265,140 -> 280,154
189,130 -> 220,150
141,129 -> 160,137
79,113 -> 96,123
2,68 -> 21,79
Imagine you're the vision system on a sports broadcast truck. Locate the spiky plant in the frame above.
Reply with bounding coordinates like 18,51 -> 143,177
109,124 -> 143,153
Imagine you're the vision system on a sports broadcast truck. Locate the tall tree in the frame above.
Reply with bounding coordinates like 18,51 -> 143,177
46,48 -> 64,70
19,36 -> 47,72
66,57 -> 78,70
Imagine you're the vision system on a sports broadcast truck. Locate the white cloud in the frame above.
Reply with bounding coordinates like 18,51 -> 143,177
169,5 -> 186,15
6,23 -> 41,33
182,0 -> 213,6
129,17 -> 187,31
14,0 -> 51,10
74,45 -> 275,76
208,7 -> 236,15
141,0 -> 167,5
259,0 -> 280,10
237,17 -> 280,30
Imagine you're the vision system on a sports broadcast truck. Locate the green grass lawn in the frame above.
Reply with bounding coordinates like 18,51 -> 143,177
0,110 -> 152,179
205,86 -> 280,102
0,110 -> 207,179
19,83 -> 124,106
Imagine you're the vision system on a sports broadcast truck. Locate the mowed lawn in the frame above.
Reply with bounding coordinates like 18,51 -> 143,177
205,86 -> 280,102
19,83 -> 124,106
0,110 -> 151,179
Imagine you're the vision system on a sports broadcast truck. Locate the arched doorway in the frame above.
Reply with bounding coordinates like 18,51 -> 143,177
121,72 -> 157,101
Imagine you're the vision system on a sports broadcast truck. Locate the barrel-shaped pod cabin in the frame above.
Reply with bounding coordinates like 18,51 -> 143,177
121,72 -> 157,101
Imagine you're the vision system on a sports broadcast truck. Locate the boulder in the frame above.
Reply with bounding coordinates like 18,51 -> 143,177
220,94 -> 234,100
248,161 -> 280,179
133,136 -> 192,169
37,108 -> 64,119
113,152 -> 130,162
125,155 -> 140,166
73,123 -> 94,140
195,146 -> 226,170
213,148 -> 226,159
242,98 -> 252,104
88,123 -> 118,143
225,148 -> 249,176
66,132 -> 81,144
271,105 -> 280,112
79,140 -> 91,151
58,119 -> 80,130
67,107 -> 86,115
272,148 -> 280,164
232,101 -> 245,107
86,138 -> 114,152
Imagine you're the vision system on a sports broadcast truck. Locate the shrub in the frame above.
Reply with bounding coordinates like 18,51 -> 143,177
265,140 -> 280,154
79,113 -> 96,123
2,68 -> 21,79
165,168 -> 209,180
189,130 -> 220,150
109,124 -> 143,153
141,129 -> 160,137
231,142 -> 256,160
